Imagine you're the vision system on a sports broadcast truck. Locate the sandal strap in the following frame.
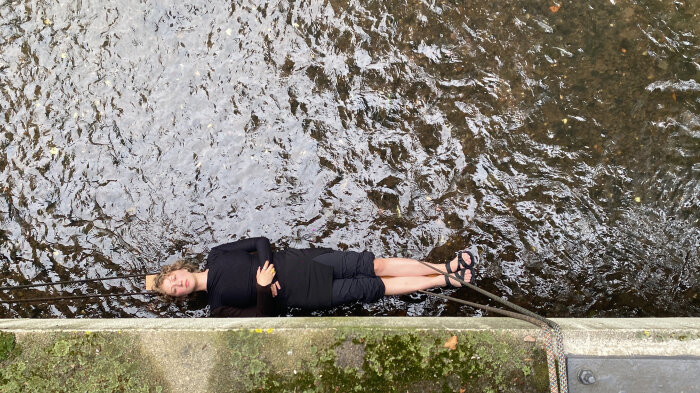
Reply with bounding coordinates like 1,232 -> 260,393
454,268 -> 469,284
444,261 -> 454,274
464,251 -> 477,276
444,273 -> 454,288
456,250 -> 471,270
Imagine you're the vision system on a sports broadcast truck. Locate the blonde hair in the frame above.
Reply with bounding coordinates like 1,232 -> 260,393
153,259 -> 200,301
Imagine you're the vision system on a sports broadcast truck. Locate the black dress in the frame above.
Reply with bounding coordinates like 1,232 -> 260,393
206,237 -> 335,317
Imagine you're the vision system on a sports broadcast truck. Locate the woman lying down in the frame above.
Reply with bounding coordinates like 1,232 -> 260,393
152,237 -> 476,317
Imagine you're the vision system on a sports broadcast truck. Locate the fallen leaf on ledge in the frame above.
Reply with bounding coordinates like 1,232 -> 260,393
444,335 -> 458,350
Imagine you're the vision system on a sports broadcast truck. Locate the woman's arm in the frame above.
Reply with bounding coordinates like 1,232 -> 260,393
208,237 -> 272,267
210,283 -> 275,317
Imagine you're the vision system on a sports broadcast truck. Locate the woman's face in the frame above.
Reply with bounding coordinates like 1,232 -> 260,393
159,269 -> 196,297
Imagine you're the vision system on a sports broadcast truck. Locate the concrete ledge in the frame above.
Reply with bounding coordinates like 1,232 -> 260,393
3,316 -> 698,330
1,318 -> 699,393
3,317 -> 700,356
0,316 -> 538,330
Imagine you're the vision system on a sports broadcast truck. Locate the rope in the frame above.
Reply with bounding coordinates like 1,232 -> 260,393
0,291 -> 156,304
416,258 -> 568,393
0,272 -> 159,304
0,273 -> 159,291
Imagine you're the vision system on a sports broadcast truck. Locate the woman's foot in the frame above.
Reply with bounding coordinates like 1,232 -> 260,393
444,250 -> 477,287
443,267 -> 473,288
445,251 -> 472,273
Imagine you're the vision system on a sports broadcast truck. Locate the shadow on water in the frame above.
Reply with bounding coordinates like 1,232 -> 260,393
0,0 -> 698,318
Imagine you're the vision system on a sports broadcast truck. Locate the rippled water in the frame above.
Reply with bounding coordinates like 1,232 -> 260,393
0,0 -> 698,318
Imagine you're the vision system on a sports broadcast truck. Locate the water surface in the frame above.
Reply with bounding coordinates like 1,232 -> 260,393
0,0 -> 698,318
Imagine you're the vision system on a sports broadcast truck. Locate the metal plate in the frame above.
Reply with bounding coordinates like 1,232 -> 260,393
567,355 -> 700,393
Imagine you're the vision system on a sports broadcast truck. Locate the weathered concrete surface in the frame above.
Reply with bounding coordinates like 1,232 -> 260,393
554,318 -> 700,356
1,317 -> 699,393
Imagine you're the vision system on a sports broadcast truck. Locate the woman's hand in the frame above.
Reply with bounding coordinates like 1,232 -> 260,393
270,281 -> 281,297
256,260 -> 276,287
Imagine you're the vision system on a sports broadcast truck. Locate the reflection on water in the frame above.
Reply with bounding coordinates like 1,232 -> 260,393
0,0 -> 698,318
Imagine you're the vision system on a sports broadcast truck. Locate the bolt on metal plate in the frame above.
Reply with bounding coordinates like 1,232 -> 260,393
567,355 -> 700,393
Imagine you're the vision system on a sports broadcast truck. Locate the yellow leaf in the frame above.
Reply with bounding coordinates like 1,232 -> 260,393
443,335 -> 458,350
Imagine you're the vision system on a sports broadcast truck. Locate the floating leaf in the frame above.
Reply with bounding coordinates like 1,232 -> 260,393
49,147 -> 59,155
549,4 -> 561,13
562,118 -> 568,124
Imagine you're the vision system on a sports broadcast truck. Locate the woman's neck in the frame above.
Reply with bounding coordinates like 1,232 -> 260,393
194,270 -> 209,292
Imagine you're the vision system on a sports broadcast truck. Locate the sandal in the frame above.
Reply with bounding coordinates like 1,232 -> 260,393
444,250 -> 477,287
444,248 -> 474,273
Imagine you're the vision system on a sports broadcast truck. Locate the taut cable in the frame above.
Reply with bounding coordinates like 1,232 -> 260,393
0,273 -> 159,291
415,258 -> 568,393
0,291 -> 156,303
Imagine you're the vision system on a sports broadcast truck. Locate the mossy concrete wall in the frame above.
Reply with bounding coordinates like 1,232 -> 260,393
1,317 -> 699,393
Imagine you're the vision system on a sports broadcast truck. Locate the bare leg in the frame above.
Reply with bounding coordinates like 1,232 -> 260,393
373,253 -> 471,277
381,274 -> 468,295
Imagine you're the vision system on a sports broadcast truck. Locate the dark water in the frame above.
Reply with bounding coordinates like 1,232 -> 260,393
0,0 -> 698,318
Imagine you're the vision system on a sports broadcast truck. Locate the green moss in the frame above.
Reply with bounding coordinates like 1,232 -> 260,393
0,331 -> 166,393
210,329 -> 548,393
0,332 -> 16,362
635,330 -> 700,342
